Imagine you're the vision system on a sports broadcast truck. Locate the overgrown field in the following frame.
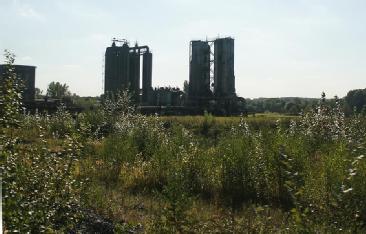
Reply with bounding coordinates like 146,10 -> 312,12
3,98 -> 366,233
2,54 -> 366,233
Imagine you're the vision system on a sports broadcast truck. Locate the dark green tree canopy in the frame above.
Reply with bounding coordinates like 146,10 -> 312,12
46,81 -> 71,99
345,88 -> 366,113
35,87 -> 43,99
183,80 -> 189,94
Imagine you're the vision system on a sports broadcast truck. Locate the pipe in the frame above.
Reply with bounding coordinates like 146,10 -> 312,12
129,45 -> 150,54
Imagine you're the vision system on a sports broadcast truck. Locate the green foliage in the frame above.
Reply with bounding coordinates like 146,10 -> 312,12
246,97 -> 318,114
149,172 -> 195,233
71,95 -> 100,109
201,110 -> 215,136
35,87 -> 43,99
345,88 -> 366,114
81,91 -> 364,232
1,52 -> 85,232
0,50 -> 23,128
47,81 -> 71,98
48,104 -> 76,138
183,80 -> 189,94
2,127 -> 84,232
1,52 -> 365,232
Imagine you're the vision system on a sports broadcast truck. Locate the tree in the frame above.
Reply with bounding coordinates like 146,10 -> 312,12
285,102 -> 300,115
35,87 -> 43,99
0,50 -> 23,127
46,81 -> 71,98
345,88 -> 366,114
183,80 -> 189,94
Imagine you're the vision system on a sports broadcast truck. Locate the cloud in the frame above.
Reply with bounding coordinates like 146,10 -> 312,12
62,64 -> 81,69
88,33 -> 110,44
20,56 -> 32,61
54,1 -> 107,21
15,3 -> 45,22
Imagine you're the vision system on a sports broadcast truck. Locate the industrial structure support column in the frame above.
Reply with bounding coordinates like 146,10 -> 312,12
142,52 -> 152,104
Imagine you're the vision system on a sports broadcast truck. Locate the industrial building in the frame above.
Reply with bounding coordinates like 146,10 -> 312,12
104,39 -> 152,104
214,38 -> 235,97
0,64 -> 36,102
189,40 -> 212,103
104,37 -> 243,115
0,64 -> 83,114
0,37 -> 243,115
187,37 -> 239,114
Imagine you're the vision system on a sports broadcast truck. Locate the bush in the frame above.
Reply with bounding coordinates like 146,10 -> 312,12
1,52 -> 85,232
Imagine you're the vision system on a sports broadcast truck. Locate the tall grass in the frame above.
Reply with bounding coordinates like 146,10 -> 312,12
80,92 -> 366,232
2,51 -> 366,232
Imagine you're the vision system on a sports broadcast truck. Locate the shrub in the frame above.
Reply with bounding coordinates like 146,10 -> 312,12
1,52 -> 85,232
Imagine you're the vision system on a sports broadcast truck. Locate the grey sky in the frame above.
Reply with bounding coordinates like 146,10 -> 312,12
1,0 -> 365,98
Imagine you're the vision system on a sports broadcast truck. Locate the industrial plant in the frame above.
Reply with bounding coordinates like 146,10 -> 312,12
104,39 -> 153,104
188,37 -> 239,114
104,37 -> 245,115
0,37 -> 245,115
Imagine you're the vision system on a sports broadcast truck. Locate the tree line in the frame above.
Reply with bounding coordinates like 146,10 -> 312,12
38,81 -> 366,116
246,89 -> 366,116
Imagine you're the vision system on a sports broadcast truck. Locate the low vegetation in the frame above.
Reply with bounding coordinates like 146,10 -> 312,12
2,52 -> 366,233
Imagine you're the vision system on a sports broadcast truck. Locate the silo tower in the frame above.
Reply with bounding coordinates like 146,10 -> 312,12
104,39 -> 130,95
104,38 -> 153,104
214,37 -> 235,97
189,40 -> 211,98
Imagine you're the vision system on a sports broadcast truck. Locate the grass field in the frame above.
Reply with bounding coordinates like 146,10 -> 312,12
3,101 -> 366,232
2,80 -> 366,232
